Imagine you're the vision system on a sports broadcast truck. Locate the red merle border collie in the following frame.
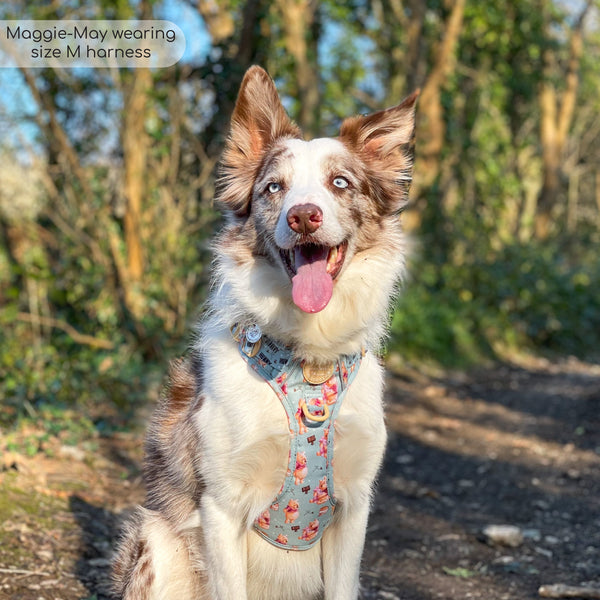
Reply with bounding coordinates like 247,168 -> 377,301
112,66 -> 417,600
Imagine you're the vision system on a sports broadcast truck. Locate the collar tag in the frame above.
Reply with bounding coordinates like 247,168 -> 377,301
245,324 -> 262,343
230,323 -> 243,342
231,323 -> 263,357
241,324 -> 262,357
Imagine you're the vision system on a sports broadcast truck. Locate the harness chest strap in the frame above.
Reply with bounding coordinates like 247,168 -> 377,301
233,324 -> 363,551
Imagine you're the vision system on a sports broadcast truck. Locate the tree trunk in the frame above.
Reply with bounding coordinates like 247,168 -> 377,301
536,0 -> 592,239
417,0 -> 466,188
192,0 -> 267,163
122,68 -> 151,283
405,0 -> 427,93
276,0 -> 320,137
596,171 -> 600,228
197,0 -> 235,43
402,0 -> 465,233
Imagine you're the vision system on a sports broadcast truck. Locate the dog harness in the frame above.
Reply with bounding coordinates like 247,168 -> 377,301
233,324 -> 363,551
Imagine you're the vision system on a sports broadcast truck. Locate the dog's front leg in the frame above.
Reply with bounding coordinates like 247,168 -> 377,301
201,494 -> 248,599
321,502 -> 370,600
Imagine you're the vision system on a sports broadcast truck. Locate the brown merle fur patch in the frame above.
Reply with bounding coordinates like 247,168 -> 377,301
112,359 -> 206,596
112,510 -> 155,599
339,92 -> 418,216
255,143 -> 294,192
144,358 -> 205,523
217,67 -> 301,218
216,220 -> 275,272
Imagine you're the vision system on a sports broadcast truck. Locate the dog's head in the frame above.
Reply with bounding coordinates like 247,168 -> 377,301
214,66 -> 416,354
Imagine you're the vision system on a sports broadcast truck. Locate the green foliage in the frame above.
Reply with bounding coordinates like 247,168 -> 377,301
443,566 -> 479,579
0,316 -> 161,432
3,402 -> 97,456
391,235 -> 600,365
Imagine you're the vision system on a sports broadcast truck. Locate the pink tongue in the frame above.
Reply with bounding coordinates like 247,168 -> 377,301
291,246 -> 333,313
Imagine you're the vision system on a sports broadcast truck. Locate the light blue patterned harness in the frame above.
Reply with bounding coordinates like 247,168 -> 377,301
233,324 -> 362,551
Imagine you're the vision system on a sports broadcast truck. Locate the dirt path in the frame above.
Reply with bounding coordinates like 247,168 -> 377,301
1,357 -> 599,600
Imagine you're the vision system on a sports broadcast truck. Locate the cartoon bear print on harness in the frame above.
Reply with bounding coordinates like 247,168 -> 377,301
256,509 -> 270,529
299,519 -> 320,542
322,378 -> 338,405
293,451 -> 308,485
283,499 -> 300,523
317,428 -> 329,458
276,372 -> 288,395
309,477 -> 330,505
307,396 -> 326,417
341,362 -> 348,385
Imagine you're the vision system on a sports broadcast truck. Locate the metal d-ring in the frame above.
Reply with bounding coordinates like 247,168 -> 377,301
301,401 -> 330,423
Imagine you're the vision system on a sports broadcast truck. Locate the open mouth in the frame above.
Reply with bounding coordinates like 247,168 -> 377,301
279,242 -> 348,314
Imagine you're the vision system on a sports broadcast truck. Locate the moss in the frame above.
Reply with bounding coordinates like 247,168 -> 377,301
0,481 -> 67,524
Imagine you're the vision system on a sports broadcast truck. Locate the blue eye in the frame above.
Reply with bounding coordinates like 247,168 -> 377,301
267,182 -> 282,194
333,177 -> 349,189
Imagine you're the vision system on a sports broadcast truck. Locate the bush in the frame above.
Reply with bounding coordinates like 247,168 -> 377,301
390,237 -> 600,365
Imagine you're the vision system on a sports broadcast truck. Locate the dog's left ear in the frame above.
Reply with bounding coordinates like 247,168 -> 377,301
339,91 -> 419,213
218,66 -> 301,217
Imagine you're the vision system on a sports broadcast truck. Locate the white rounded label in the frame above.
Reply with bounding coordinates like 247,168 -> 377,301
0,20 -> 185,68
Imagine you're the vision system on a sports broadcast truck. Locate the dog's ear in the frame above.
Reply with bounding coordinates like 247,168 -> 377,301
339,91 -> 419,214
218,66 -> 301,217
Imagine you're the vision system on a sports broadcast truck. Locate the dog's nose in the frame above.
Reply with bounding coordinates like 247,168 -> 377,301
286,203 -> 323,234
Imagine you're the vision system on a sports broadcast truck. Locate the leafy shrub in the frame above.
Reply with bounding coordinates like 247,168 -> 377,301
390,237 -> 600,365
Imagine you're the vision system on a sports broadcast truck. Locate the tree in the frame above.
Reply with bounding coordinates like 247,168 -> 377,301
536,0 -> 593,238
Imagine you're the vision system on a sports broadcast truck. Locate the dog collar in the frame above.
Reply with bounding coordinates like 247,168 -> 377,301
231,323 -> 363,551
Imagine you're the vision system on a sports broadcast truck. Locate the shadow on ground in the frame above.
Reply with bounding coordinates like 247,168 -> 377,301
360,359 -> 600,599
70,494 -> 121,599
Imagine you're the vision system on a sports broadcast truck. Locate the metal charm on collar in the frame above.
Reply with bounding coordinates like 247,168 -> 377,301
241,323 -> 262,357
230,323 -> 243,342
246,324 -> 262,343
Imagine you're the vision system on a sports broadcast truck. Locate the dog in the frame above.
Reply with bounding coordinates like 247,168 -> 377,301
112,65 -> 417,600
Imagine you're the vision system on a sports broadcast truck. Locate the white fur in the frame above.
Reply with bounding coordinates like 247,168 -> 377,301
274,138 -> 349,249
207,231 -> 406,363
132,509 -> 207,599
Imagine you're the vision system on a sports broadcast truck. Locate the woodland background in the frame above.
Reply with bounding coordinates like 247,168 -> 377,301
1,0 -> 600,441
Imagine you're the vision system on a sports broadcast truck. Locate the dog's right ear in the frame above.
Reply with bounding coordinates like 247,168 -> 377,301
218,66 -> 301,217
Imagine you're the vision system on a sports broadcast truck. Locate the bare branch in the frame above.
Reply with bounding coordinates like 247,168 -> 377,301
16,312 -> 114,350
539,584 -> 600,599
0,568 -> 51,577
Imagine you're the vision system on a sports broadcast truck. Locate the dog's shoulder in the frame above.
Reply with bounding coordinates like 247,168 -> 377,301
153,355 -> 203,426
143,355 -> 205,522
